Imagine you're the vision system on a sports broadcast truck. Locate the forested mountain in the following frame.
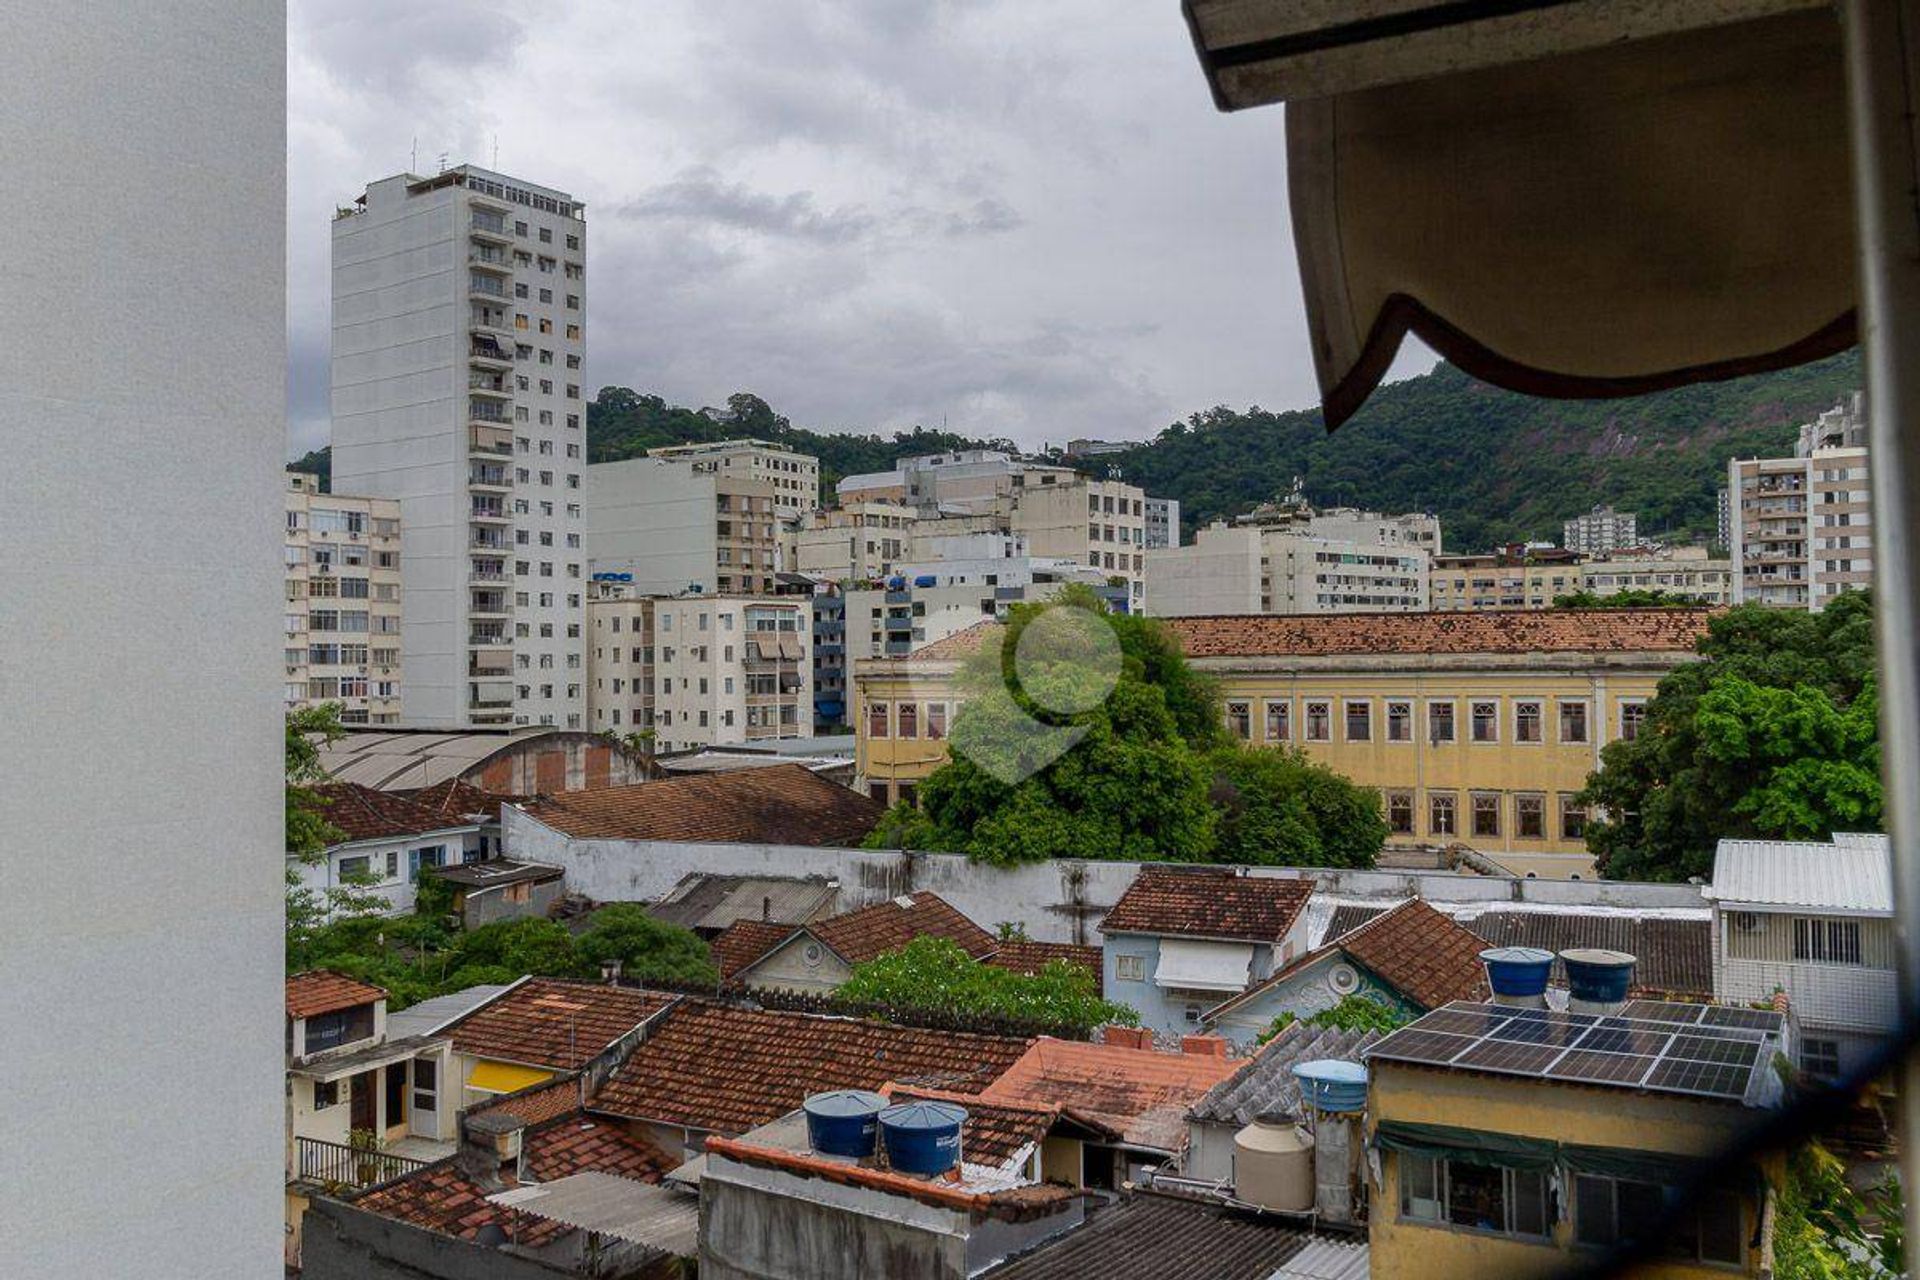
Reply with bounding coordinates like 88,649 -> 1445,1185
294,353 -> 1861,554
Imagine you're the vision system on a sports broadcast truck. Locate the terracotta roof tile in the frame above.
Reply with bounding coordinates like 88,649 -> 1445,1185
523,765 -> 884,845
702,1136 -> 1076,1220
473,1077 -> 583,1127
1165,608 -> 1717,659
443,979 -> 678,1071
591,1000 -> 1032,1135
979,1038 -> 1241,1152
1337,899 -> 1490,1009
810,892 -> 998,967
903,621 -> 1004,664
311,782 -> 476,844
884,1084 -> 1059,1169
287,970 -> 386,1019
523,1114 -> 674,1184
986,941 -> 1105,993
397,778 -> 524,823
1466,911 -> 1712,999
711,919 -> 802,980
1098,868 -> 1312,943
351,1164 -> 570,1247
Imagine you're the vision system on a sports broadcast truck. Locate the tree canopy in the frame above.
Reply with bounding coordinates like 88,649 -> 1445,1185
836,936 -> 1137,1037
1580,593 -> 1880,882
866,588 -> 1386,867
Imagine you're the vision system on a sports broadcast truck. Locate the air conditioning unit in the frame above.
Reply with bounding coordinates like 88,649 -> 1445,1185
1732,911 -> 1764,934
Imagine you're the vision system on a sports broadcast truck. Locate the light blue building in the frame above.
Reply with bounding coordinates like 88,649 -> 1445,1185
1097,867 -> 1316,1039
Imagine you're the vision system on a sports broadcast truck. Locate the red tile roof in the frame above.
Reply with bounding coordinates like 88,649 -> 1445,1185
986,941 -> 1105,992
472,1077 -> 583,1127
311,782 -> 476,844
444,979 -> 679,1070
884,1084 -> 1060,1169
523,765 -> 884,845
591,1000 -> 1032,1135
903,621 -> 1003,664
711,919 -> 802,980
1165,608 -> 1716,660
1337,899 -> 1490,1009
979,1038 -> 1242,1152
398,778 -> 523,823
1098,867 -> 1313,943
286,970 -> 385,1019
352,1165 -> 570,1247
523,1114 -> 674,1184
810,892 -> 998,967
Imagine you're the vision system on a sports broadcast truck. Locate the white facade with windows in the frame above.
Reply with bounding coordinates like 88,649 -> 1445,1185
1704,833 -> 1895,1080
1145,521 -> 1430,617
332,165 -> 588,729
649,439 -> 820,520
285,473 -> 403,724
287,824 -> 482,918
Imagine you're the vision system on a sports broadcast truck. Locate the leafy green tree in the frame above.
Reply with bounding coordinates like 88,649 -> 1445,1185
1774,1142 -> 1903,1279
837,937 -> 1137,1036
286,704 -> 391,957
1257,994 -> 1411,1044
1552,589 -> 1702,608
1208,746 -> 1387,869
453,918 -> 582,978
1580,594 -> 1879,881
869,589 -> 1381,869
574,904 -> 718,987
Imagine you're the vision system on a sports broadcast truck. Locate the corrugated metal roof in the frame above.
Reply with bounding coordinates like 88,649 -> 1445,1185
386,983 -> 514,1040
1189,1022 -> 1380,1127
647,872 -> 840,932
1266,1236 -> 1369,1280
488,1171 -> 698,1256
316,727 -> 566,789
1705,834 -> 1892,914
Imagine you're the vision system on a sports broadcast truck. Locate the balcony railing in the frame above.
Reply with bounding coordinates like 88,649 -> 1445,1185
468,276 -> 508,299
470,212 -> 509,237
471,534 -> 508,550
469,402 -> 509,423
292,1136 -> 430,1190
470,631 -> 510,646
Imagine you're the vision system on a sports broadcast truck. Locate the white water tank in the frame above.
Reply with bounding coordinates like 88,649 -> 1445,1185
1233,1120 -> 1315,1213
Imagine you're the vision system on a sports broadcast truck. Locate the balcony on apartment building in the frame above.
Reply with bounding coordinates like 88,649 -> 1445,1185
468,679 -> 515,713
469,306 -> 513,338
469,209 -> 512,244
469,561 -> 509,583
467,274 -> 509,302
468,400 -> 510,426
469,334 -> 514,369
469,425 -> 513,457
469,591 -> 510,618
468,243 -> 512,272
469,497 -> 510,523
468,371 -> 513,399
469,529 -> 509,551
469,464 -> 510,491
468,626 -> 511,648
468,655 -> 512,678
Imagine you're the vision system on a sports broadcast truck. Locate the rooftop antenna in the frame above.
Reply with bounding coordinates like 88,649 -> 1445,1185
410,136 -> 417,174
491,133 -> 498,169
437,151 -> 449,173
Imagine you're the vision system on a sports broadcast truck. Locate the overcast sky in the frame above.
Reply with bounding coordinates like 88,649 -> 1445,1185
287,0 -> 1432,459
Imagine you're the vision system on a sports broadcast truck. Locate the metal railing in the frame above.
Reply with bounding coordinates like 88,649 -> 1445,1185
292,1136 -> 430,1190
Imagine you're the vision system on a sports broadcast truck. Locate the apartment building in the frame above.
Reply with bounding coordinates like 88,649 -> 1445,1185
331,165 -> 588,730
809,584 -> 848,730
1146,522 -> 1430,617
585,580 -> 811,753
844,548 -> 1109,661
648,439 -> 820,520
1580,546 -> 1734,604
788,500 -> 918,583
854,609 -> 1711,876
1234,490 -> 1443,556
285,473 -> 403,724
1145,496 -> 1181,549
1728,395 -> 1872,610
1562,504 -> 1638,554
837,451 -> 1149,610
584,455 -> 785,597
1429,549 -> 1582,611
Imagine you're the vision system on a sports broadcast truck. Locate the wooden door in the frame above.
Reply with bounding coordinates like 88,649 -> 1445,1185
350,1070 -> 376,1132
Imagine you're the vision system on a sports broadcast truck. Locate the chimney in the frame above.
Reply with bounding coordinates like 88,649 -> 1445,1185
458,1111 -> 528,1190
1102,1025 -> 1152,1051
763,895 -> 773,922
1180,1034 -> 1229,1058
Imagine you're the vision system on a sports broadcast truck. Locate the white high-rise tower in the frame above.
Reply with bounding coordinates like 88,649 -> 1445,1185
332,166 -> 588,728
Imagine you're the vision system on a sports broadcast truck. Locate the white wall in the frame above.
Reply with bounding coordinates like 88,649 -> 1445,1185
0,5 -> 285,1275
585,457 -> 720,593
503,810 -> 1707,946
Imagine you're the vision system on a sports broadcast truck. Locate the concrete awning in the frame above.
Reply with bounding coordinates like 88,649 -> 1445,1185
1180,2 -> 1855,427
289,1035 -> 445,1083
489,1171 -> 700,1257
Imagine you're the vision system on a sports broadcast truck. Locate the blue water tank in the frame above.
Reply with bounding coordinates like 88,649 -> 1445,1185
886,575 -> 907,591
879,1101 -> 966,1174
1292,1059 -> 1368,1113
802,1090 -> 888,1158
913,574 -> 938,588
1561,949 -> 1637,1005
1479,947 -> 1555,999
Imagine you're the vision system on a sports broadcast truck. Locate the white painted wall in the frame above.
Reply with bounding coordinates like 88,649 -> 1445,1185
585,457 -> 720,594
0,6 -> 284,1274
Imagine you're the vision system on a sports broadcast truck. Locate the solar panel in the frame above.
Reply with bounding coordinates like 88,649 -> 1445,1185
1365,997 -> 1783,1105
1701,1006 -> 1785,1033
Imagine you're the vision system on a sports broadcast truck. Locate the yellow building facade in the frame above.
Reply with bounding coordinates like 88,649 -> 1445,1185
853,610 -> 1711,878
1368,1050 -> 1782,1280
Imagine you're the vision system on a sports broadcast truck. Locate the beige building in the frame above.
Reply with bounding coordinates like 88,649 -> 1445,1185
585,455 -> 787,597
1147,522 -> 1430,617
1580,546 -> 1733,604
286,473 -> 402,725
1728,443 -> 1872,611
1429,551 -> 1582,611
586,580 -> 811,753
854,609 -> 1714,877
788,501 -> 918,583
649,438 -> 820,520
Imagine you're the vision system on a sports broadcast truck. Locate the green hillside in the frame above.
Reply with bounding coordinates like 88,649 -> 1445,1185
296,353 -> 1861,554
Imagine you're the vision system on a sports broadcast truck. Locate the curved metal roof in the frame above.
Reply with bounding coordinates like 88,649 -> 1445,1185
316,727 -> 593,790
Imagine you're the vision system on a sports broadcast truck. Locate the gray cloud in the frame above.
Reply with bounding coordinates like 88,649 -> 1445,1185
287,1 -> 1428,460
